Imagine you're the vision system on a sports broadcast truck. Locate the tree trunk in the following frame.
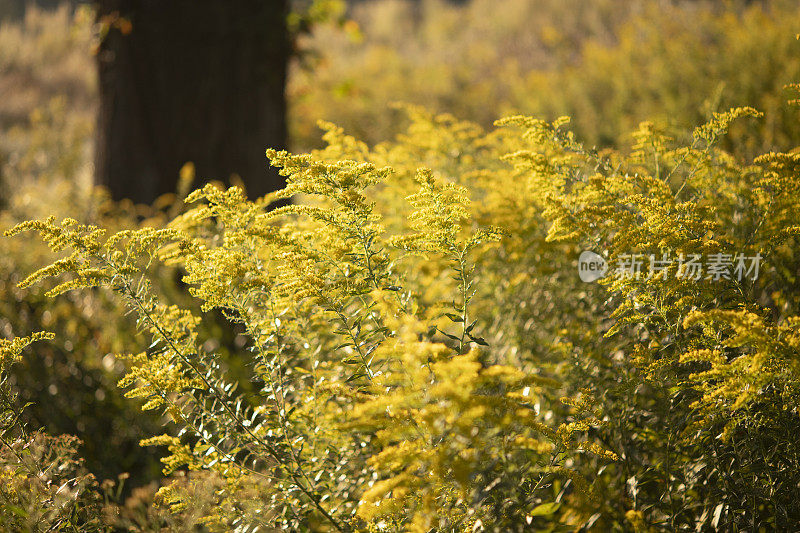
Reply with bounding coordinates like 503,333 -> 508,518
95,0 -> 289,204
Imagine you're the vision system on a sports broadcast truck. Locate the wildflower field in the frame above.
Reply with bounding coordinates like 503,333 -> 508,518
2,1 -> 800,531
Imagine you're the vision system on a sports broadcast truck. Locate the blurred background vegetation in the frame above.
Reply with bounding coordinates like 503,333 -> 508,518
1,0 -> 799,516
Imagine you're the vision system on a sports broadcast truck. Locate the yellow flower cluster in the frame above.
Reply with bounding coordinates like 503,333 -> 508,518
11,93 -> 800,529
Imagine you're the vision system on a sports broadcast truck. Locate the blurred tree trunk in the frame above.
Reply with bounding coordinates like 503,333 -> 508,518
94,0 -> 289,204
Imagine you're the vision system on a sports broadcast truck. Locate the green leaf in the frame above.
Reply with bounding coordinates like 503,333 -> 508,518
468,334 -> 489,346
437,328 -> 461,342
4,505 -> 28,518
529,502 -> 560,516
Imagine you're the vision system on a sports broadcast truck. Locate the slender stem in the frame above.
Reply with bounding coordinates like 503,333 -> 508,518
101,251 -> 347,531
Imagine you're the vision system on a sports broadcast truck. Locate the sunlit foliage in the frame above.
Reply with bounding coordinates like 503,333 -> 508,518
3,1 -> 800,531
7,90 -> 800,530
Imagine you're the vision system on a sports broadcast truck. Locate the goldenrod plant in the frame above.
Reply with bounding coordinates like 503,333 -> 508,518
0,332 -> 105,531
7,120 -> 622,530
8,87 -> 800,530
4,3 -> 800,530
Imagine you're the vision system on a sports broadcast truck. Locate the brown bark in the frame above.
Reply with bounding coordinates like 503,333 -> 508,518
95,0 -> 289,204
